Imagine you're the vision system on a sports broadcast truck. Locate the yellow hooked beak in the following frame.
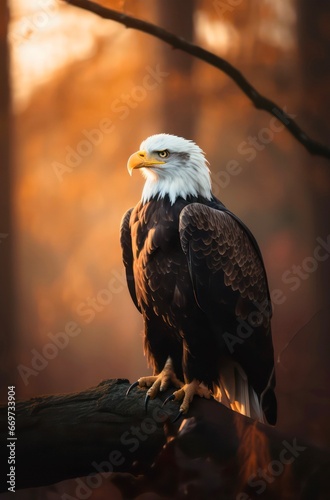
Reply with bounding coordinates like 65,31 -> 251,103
127,150 -> 165,176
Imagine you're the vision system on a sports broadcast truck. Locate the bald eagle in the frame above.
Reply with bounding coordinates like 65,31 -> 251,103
121,134 -> 276,425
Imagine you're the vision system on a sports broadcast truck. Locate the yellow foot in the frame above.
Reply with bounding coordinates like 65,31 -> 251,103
142,357 -> 184,399
126,357 -> 184,406
164,379 -> 212,414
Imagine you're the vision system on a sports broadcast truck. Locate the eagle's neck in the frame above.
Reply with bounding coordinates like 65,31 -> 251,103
141,162 -> 212,205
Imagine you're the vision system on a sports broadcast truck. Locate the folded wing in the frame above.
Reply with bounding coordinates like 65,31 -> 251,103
179,203 -> 276,424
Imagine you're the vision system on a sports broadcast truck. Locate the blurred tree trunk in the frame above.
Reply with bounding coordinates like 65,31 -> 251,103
155,0 -> 197,138
297,0 -> 330,443
298,0 -> 330,148
0,1 -> 15,399
297,0 -> 330,296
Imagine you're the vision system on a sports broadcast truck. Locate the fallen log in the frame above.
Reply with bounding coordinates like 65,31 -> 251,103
0,379 -> 329,499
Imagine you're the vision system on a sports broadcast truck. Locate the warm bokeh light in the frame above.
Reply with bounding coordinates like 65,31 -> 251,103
9,0 -> 122,111
5,0 -> 330,479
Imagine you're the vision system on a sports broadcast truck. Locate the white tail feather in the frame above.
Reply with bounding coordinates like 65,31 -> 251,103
214,361 -> 264,423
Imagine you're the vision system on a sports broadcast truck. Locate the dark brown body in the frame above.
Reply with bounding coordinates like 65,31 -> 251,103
121,194 -> 277,424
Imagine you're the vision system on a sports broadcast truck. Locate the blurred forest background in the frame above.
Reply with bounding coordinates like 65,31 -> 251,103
0,0 -> 330,497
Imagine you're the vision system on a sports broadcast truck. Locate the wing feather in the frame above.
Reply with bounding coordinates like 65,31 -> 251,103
179,203 -> 276,424
179,203 -> 270,318
120,208 -> 141,313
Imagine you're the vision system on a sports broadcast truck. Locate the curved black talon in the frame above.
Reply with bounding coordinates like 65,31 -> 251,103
172,409 -> 184,423
144,394 -> 150,413
126,381 -> 139,396
162,394 -> 175,407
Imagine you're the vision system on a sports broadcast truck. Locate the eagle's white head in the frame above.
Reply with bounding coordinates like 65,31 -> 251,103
127,133 -> 212,204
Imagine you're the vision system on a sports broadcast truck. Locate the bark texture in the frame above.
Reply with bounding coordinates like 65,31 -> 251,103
0,379 -> 329,498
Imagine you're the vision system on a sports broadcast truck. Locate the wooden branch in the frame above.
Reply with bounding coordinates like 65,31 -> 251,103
63,0 -> 330,161
0,379 -> 329,498
0,379 -> 179,492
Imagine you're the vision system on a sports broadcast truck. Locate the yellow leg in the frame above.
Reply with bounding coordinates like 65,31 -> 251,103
169,379 -> 212,414
139,356 -> 184,399
126,357 -> 184,406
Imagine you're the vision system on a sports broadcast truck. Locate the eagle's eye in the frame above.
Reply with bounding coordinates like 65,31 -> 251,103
158,150 -> 169,159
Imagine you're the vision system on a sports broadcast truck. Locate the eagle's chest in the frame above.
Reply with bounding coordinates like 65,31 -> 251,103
130,200 -> 190,314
